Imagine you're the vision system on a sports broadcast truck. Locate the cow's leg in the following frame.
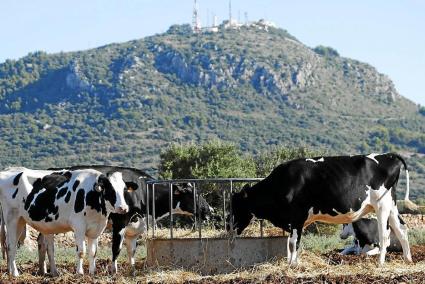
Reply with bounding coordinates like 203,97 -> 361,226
376,204 -> 391,265
1,218 -> 6,260
44,234 -> 59,276
74,231 -> 86,275
111,225 -> 125,274
287,227 -> 302,267
37,233 -> 47,275
87,237 -> 98,275
17,225 -> 26,248
124,236 -> 138,275
388,206 -> 412,263
5,216 -> 25,276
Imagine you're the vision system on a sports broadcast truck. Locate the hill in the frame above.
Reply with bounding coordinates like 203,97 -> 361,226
0,22 -> 424,198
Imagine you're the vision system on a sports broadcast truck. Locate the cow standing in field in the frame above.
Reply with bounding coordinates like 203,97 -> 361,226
39,165 -> 212,274
340,218 -> 402,255
0,167 -> 128,276
228,153 -> 412,266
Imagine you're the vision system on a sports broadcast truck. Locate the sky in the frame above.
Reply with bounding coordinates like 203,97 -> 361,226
1,0 -> 424,105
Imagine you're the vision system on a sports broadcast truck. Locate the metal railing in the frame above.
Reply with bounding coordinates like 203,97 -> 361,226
145,178 -> 263,239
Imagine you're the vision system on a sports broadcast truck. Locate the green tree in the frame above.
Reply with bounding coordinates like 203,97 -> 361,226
256,146 -> 324,177
158,140 -> 256,179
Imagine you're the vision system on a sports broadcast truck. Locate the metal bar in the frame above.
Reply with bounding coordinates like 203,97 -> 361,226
152,184 -> 156,238
229,180 -> 233,232
197,182 -> 201,239
193,182 -> 197,231
146,178 -> 263,185
222,187 -> 226,231
169,182 -> 174,239
260,220 -> 264,237
146,182 -> 150,235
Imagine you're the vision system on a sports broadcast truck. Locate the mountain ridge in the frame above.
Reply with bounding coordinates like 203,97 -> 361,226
0,23 -> 424,198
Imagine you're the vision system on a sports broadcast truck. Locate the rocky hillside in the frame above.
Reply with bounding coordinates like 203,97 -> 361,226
0,23 -> 424,198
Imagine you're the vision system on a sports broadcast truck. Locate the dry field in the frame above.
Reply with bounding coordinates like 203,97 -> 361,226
0,215 -> 423,283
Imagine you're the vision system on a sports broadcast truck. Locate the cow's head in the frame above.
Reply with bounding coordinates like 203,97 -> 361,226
227,184 -> 253,235
340,223 -> 355,239
97,172 -> 128,214
172,183 -> 212,220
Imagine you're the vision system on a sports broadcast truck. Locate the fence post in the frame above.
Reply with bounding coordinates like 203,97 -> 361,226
169,182 -> 174,239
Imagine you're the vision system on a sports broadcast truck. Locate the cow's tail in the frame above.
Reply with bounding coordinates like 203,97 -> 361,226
392,153 -> 410,201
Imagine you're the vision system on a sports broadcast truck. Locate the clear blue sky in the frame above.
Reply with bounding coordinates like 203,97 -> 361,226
1,0 -> 424,105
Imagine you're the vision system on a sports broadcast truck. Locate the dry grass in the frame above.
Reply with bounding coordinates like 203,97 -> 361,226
1,217 -> 424,283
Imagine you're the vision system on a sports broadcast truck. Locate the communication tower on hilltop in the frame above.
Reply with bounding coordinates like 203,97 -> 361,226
192,0 -> 201,33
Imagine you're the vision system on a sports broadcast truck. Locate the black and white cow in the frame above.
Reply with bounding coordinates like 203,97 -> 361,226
340,218 -> 402,255
228,153 -> 412,266
41,165 -> 212,274
0,167 -> 128,276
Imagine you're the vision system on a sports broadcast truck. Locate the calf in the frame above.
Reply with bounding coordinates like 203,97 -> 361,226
0,167 -> 128,276
41,165 -> 212,274
228,153 -> 412,266
340,218 -> 402,255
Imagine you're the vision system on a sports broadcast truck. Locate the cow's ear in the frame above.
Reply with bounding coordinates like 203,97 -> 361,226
125,181 -> 138,192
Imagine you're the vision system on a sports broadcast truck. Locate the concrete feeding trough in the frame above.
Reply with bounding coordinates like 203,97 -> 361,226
144,178 -> 287,274
146,236 -> 287,274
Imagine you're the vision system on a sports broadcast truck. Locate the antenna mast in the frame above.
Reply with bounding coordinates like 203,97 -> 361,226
192,0 -> 201,33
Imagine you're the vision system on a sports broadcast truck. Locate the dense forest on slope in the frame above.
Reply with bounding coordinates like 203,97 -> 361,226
0,23 -> 424,198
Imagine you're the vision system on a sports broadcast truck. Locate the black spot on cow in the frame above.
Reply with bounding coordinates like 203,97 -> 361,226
43,173 -> 69,191
13,172 -> 23,186
84,212 -> 86,216
63,171 -> 72,180
98,175 -> 116,208
12,188 -> 19,199
72,180 -> 80,192
65,191 -> 71,203
74,189 -> 85,213
86,190 -> 107,216
56,187 -> 68,200
25,174 -> 71,222
55,213 -> 59,220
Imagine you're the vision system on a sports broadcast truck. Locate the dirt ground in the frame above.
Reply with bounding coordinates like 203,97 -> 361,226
1,214 -> 423,283
0,246 -> 423,283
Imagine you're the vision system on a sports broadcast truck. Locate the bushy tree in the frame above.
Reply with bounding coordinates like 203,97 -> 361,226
158,140 -> 256,179
255,146 -> 324,177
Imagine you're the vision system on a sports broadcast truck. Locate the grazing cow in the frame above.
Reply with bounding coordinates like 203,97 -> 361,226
340,218 -> 402,255
0,167 -> 128,276
228,153 -> 412,266
41,165 -> 212,274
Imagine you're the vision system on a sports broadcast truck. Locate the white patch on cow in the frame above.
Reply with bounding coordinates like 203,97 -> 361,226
287,229 -> 299,266
29,188 -> 46,207
366,153 -> 380,164
125,216 -> 147,238
107,172 -> 128,213
364,245 -> 380,256
306,157 -> 324,163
